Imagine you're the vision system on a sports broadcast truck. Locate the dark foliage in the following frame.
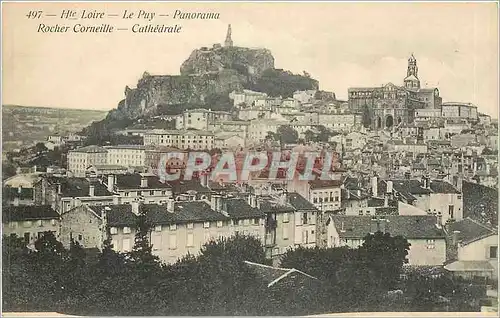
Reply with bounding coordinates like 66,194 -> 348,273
247,68 -> 319,98
2,230 -> 484,315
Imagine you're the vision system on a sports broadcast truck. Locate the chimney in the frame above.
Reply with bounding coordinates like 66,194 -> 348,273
370,217 -> 379,234
357,189 -> 361,197
131,200 -> 141,215
384,195 -> 389,207
107,175 -> 115,192
166,198 -> 175,213
346,190 -> 351,200
452,230 -> 461,246
279,191 -> 287,206
386,181 -> 393,194
112,195 -> 120,205
200,172 -> 208,187
436,214 -> 442,228
17,186 -> 22,194
371,176 -> 378,197
340,221 -> 345,232
57,183 -> 62,194
89,184 -> 95,197
211,194 -> 221,212
140,176 -> 148,188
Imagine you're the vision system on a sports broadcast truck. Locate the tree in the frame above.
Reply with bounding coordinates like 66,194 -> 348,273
358,231 -> 410,290
276,125 -> 299,145
35,142 -> 48,154
126,206 -> 160,273
196,234 -> 267,315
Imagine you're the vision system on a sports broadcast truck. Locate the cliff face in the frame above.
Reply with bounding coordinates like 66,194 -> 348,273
180,45 -> 275,78
109,69 -> 246,119
107,44 -> 316,121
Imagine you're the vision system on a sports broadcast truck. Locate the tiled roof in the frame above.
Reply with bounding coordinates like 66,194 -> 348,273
99,201 -> 229,227
3,187 -> 34,200
114,174 -> 172,190
3,205 -> 59,222
224,198 -> 266,219
287,192 -> 317,211
462,181 -> 498,226
447,218 -> 497,245
59,178 -> 112,197
429,180 -> 460,194
71,145 -> 107,153
309,179 -> 343,189
167,179 -> 211,194
330,215 -> 445,239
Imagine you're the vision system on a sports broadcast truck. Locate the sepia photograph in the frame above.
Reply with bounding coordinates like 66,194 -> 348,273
1,1 -> 499,316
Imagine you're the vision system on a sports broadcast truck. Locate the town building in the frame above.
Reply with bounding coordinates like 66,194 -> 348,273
327,215 -> 447,266
2,205 -> 60,246
67,145 -> 108,177
143,129 -> 215,150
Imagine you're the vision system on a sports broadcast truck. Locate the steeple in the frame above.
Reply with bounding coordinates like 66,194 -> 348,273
404,53 -> 420,90
224,24 -> 233,47
407,53 -> 418,77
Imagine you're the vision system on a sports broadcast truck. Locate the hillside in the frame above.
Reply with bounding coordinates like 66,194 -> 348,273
83,41 -> 319,145
2,105 -> 107,151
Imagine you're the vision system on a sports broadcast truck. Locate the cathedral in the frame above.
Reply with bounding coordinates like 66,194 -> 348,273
348,54 -> 442,130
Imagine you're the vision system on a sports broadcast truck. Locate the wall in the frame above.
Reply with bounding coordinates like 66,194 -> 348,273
3,218 -> 60,246
458,234 -> 498,279
407,238 -> 446,266
60,205 -> 103,249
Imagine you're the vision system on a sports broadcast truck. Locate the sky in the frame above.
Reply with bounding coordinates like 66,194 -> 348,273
2,2 -> 499,117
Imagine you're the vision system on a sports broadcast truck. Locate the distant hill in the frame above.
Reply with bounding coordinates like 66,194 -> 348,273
2,105 -> 108,150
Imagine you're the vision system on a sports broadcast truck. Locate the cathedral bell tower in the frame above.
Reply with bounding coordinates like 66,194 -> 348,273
224,24 -> 233,47
404,53 -> 420,90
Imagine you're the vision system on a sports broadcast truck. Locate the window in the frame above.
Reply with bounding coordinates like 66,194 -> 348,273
303,213 -> 308,224
254,218 -> 260,225
169,224 -> 177,231
426,239 -> 435,249
37,220 -> 43,227
187,233 -> 194,247
244,219 -> 250,226
238,219 -> 243,226
111,240 -> 118,250
9,222 -> 15,229
122,238 -> 131,252
204,222 -> 210,228
281,212 -> 290,223
489,246 -> 498,259
155,225 -> 162,232
358,210 -> 363,216
448,205 -> 454,219
23,221 -> 32,228
217,221 -> 223,228
110,227 -> 118,235
169,234 -> 177,249
123,227 -> 131,234
283,226 -> 289,240
187,223 -> 194,229
149,190 -> 154,196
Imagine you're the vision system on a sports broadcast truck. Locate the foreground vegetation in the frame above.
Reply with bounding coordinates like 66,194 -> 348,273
3,222 -> 484,315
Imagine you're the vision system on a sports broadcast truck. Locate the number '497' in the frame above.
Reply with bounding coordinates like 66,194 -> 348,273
26,11 -> 43,19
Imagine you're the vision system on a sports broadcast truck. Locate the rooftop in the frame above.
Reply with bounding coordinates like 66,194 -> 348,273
330,215 -> 445,239
3,205 -> 59,222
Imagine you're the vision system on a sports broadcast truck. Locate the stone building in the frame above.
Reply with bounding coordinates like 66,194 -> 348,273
348,54 -> 442,130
